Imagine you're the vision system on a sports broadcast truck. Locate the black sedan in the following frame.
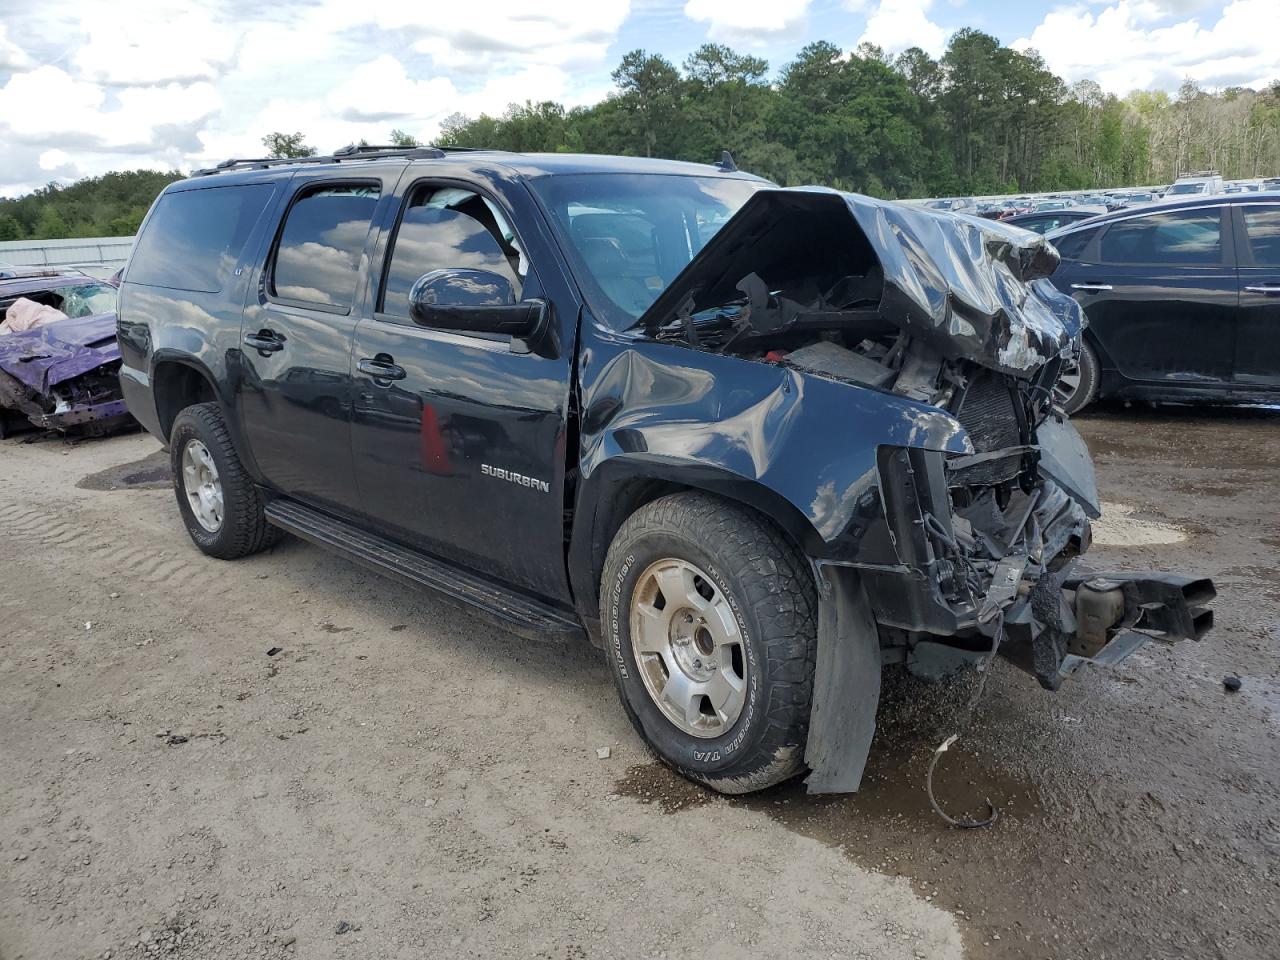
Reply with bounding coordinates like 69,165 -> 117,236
1004,206 -> 1107,234
1047,193 -> 1280,412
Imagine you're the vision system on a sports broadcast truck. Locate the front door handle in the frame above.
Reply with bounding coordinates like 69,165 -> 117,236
357,357 -> 407,382
1244,284 -> 1280,294
244,330 -> 286,353
1071,283 -> 1113,292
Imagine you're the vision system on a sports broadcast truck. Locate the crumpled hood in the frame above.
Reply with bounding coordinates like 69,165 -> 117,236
0,311 -> 120,393
636,187 -> 1083,378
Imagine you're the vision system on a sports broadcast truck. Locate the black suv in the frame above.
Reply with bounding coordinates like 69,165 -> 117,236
1047,193 -> 1280,412
118,147 -> 1213,795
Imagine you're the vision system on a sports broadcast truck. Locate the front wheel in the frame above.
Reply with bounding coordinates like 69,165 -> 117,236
600,492 -> 817,794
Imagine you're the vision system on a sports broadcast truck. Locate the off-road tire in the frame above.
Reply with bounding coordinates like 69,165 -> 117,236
170,402 -> 279,560
1061,340 -> 1100,415
601,492 -> 817,794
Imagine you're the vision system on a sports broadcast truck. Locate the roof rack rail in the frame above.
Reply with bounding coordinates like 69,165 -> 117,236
192,143 -> 472,177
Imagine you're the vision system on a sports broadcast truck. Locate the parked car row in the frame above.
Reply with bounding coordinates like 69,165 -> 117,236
933,172 -> 1280,224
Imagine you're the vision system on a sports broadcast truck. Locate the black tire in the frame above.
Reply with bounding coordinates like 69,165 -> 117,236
170,402 -> 279,560
600,492 -> 817,795
1059,340 -> 1100,415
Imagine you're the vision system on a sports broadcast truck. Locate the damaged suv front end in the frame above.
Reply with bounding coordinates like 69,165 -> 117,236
566,184 -> 1215,793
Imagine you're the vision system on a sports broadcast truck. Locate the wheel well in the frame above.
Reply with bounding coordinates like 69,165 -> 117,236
576,472 -> 816,632
153,362 -> 218,442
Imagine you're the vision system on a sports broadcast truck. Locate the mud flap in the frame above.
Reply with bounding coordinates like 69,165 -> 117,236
804,565 -> 881,794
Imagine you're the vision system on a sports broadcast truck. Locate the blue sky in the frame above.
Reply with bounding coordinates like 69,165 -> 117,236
0,0 -> 1274,196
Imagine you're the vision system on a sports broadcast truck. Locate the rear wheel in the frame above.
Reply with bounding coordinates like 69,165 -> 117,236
1056,340 -> 1100,415
170,402 -> 279,559
600,492 -> 817,794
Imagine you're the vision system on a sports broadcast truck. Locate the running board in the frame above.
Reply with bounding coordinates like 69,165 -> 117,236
265,499 -> 585,645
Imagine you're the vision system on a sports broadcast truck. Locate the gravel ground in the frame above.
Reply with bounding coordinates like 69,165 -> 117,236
1,405 -> 1278,960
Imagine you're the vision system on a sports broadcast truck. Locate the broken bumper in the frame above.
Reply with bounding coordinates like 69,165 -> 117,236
998,568 -> 1216,689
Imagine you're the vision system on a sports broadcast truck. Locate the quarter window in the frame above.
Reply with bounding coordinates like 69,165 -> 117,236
1050,228 -> 1096,261
128,183 -> 273,293
1242,207 -> 1280,266
271,184 -> 380,310
1098,209 -> 1222,265
380,185 -> 525,318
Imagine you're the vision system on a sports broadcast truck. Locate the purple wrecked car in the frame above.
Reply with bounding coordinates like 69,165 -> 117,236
0,272 -> 133,437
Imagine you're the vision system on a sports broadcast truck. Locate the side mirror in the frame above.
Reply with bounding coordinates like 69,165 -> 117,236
408,269 -> 545,338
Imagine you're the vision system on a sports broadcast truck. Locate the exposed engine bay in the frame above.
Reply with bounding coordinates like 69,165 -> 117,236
634,187 -> 1213,699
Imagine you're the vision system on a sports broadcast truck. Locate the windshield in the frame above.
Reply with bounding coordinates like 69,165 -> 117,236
530,173 -> 767,329
1168,182 -> 1206,195
54,282 -> 117,318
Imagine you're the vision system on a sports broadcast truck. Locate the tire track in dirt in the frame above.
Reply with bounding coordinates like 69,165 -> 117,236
0,500 -> 240,599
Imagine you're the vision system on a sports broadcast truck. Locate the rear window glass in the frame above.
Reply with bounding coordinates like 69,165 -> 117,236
271,184 -> 380,310
1243,206 -> 1280,266
1099,209 -> 1222,265
128,184 -> 274,293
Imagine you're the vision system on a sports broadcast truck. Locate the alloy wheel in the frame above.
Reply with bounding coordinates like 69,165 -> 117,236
181,439 -> 224,533
629,558 -> 747,738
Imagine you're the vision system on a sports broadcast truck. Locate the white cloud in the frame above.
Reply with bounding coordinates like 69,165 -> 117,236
1014,0 -> 1280,95
683,0 -> 812,41
0,24 -> 32,71
327,56 -> 457,123
0,66 -> 220,150
338,0 -> 632,72
855,0 -> 950,57
38,148 -> 71,171
70,3 -> 238,86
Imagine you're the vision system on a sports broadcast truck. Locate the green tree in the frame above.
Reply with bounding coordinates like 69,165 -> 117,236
390,129 -> 419,147
610,50 -> 682,157
261,131 -> 316,159
0,215 -> 22,241
34,206 -> 70,240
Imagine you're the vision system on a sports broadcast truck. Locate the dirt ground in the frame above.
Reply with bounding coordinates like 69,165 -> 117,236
1,405 -> 1278,960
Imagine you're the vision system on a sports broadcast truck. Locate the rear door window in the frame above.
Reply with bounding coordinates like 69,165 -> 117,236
1098,208 -> 1223,265
128,183 -> 274,293
271,184 -> 381,311
1241,206 -> 1280,266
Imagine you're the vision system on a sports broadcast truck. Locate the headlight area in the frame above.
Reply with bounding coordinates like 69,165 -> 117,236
858,441 -> 1213,691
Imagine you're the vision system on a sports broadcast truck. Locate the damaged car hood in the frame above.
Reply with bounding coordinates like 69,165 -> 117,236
0,312 -> 120,393
636,187 -> 1083,377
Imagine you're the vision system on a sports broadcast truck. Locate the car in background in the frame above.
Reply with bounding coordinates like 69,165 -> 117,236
0,271 -> 131,437
1264,177 -> 1280,192
1121,191 -> 1157,205
1004,206 -> 1108,234
923,197 -> 976,213
1165,173 -> 1223,197
1046,193 -> 1280,413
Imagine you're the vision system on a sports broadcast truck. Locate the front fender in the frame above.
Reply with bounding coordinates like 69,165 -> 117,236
581,341 -> 970,542
570,341 -> 973,625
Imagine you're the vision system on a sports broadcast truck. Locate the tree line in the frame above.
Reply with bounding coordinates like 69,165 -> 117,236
439,31 -> 1280,198
3,29 -> 1277,242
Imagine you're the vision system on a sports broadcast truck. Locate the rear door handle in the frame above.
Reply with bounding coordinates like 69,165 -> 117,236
1244,284 -> 1280,294
357,357 -> 407,382
244,330 -> 286,353
1071,283 -> 1113,292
